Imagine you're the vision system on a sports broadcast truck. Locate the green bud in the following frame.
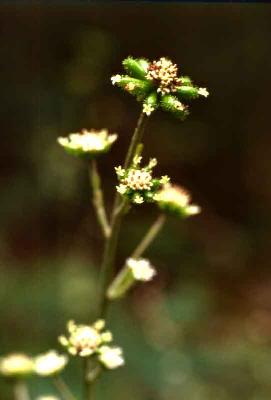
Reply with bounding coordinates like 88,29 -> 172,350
114,75 -> 152,100
160,95 -> 189,120
122,57 -> 149,80
180,76 -> 193,86
176,86 -> 199,100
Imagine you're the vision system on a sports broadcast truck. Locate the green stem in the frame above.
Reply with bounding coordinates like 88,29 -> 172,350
89,160 -> 111,238
13,381 -> 30,400
84,359 -> 101,400
131,214 -> 166,259
53,376 -> 77,400
96,111 -> 147,318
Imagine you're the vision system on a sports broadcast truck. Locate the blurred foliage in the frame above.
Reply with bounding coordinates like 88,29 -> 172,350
1,3 -> 271,399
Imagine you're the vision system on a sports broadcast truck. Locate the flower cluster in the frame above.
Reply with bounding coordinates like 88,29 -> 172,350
0,353 -> 34,378
111,56 -> 209,119
35,351 -> 68,377
59,320 -> 124,370
58,129 -> 117,159
107,258 -> 156,300
154,183 -> 201,218
115,155 -> 170,204
0,351 -> 68,379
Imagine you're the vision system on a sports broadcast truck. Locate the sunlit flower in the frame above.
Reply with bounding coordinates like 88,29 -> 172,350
154,184 -> 201,218
127,258 -> 156,281
57,129 -> 117,158
98,346 -> 124,370
36,396 -> 60,400
107,258 -> 156,300
59,320 -> 112,357
0,353 -> 34,377
111,56 -> 209,120
34,351 -> 68,377
115,155 -> 169,204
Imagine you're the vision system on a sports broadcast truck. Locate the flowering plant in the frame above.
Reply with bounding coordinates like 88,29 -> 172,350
0,56 -> 208,400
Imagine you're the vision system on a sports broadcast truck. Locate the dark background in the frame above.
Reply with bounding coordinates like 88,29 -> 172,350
1,3 -> 271,399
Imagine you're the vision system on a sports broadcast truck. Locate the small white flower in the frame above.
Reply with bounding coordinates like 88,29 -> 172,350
143,103 -> 155,116
115,166 -> 125,177
0,354 -> 34,377
98,346 -> 124,370
111,75 -> 122,85
186,205 -> 201,215
198,87 -> 209,97
127,258 -> 156,281
116,184 -> 127,195
132,154 -> 142,166
35,351 -> 68,377
133,194 -> 144,204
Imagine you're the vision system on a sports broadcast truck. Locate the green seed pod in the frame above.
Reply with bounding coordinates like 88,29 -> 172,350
115,76 -> 153,99
176,86 -> 199,100
122,57 -> 149,80
160,95 -> 189,120
180,75 -> 193,86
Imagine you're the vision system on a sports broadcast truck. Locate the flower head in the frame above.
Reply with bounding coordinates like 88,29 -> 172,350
34,351 -> 68,377
59,320 -> 112,357
107,258 -> 156,300
127,258 -> 156,281
115,156 -> 169,204
98,346 -> 124,370
0,353 -> 34,378
58,129 -> 117,159
154,184 -> 201,218
111,56 -> 209,120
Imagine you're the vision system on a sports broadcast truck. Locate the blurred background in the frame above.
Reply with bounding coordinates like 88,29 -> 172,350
1,3 -> 271,399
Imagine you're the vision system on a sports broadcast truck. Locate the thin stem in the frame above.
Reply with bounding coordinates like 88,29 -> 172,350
131,214 -> 166,259
124,111 -> 147,169
89,160 -> 111,238
13,381 -> 30,400
84,359 -> 101,400
96,111 -> 148,318
53,376 -> 77,400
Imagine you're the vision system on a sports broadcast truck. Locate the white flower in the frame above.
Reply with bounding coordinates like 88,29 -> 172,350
0,353 -> 34,377
59,320 -> 113,358
58,129 -> 117,156
98,346 -> 124,370
111,75 -> 122,85
127,258 -> 156,281
198,87 -> 209,97
143,103 -> 155,116
116,184 -> 127,195
36,396 -> 60,400
133,194 -> 144,204
115,166 -> 125,177
35,351 -> 68,377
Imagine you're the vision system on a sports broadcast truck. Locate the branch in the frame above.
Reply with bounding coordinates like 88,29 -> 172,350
53,376 -> 77,400
97,111 -> 147,318
13,381 -> 31,400
89,160 -> 111,238
131,214 -> 166,259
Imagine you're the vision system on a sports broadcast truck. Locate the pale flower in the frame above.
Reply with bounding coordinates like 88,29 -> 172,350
58,129 -> 117,157
111,74 -> 122,85
36,396 -> 60,400
35,351 -> 68,376
0,353 -> 34,377
98,346 -> 124,370
143,103 -> 155,116
198,87 -> 209,97
59,320 -> 113,357
127,258 -> 156,281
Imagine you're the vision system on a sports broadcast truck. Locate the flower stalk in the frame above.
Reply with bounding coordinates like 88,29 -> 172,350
89,160 -> 111,238
53,376 -> 77,400
13,380 -> 31,400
